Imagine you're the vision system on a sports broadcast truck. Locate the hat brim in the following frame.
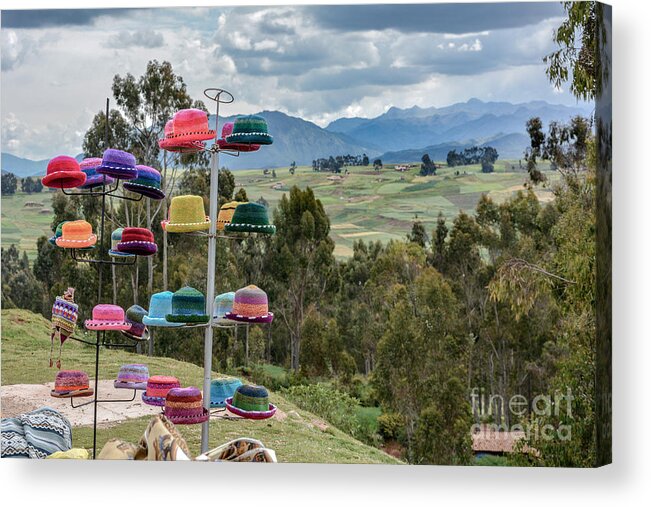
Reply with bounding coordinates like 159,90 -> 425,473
85,320 -> 131,331
108,249 -> 135,258
120,327 -> 150,342
114,380 -> 147,390
96,166 -> 138,180
165,314 -> 211,323
122,182 -> 166,200
78,174 -> 115,189
158,138 -> 205,153
224,312 -> 274,324
164,218 -> 211,233
50,388 -> 94,398
42,171 -> 87,189
224,223 -> 276,234
225,133 -> 273,145
225,398 -> 277,420
165,408 -> 210,425
56,235 -> 98,249
142,316 -> 184,327
217,139 -> 261,152
142,393 -> 166,406
116,241 -> 158,256
166,130 -> 216,142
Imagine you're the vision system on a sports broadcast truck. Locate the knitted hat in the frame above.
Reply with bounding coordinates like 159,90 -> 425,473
142,375 -> 181,406
226,384 -> 276,419
168,108 -> 215,142
114,364 -> 149,390
50,221 -> 95,250
85,304 -> 130,331
217,122 -> 261,152
78,157 -> 115,189
166,287 -> 210,324
159,120 -> 206,153
163,195 -> 210,233
120,305 -> 150,341
55,220 -> 98,249
50,370 -> 94,398
217,201 -> 245,231
122,165 -> 166,200
116,227 -> 157,256
225,115 -> 273,145
224,285 -> 274,324
224,202 -> 275,234
213,291 -> 236,325
96,149 -> 137,180
108,228 -> 135,258
210,377 -> 242,408
49,287 -> 78,369
142,291 -> 184,327
42,155 -> 87,189
164,387 -> 209,425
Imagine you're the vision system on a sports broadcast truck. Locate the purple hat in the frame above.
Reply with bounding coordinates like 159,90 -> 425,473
79,158 -> 115,189
122,165 -> 166,200
96,149 -> 137,180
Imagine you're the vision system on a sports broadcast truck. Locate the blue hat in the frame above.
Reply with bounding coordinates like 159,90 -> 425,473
142,291 -> 183,327
213,291 -> 236,326
210,377 -> 243,408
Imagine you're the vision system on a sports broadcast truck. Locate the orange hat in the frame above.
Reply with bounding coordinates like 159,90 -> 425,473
55,220 -> 97,249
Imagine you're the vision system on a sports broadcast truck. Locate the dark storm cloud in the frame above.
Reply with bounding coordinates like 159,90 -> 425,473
1,9 -> 142,29
306,2 -> 564,34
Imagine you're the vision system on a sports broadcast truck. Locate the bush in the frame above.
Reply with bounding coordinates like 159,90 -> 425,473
377,412 -> 405,441
282,383 -> 362,438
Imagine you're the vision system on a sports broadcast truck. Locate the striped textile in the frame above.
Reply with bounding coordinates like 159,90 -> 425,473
1,407 -> 72,459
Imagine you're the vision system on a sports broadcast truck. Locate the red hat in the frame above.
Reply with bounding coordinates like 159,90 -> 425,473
42,156 -> 87,189
116,227 -> 157,256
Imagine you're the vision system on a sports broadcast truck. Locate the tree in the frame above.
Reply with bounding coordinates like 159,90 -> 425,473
408,220 -> 428,248
420,153 -> 437,176
362,154 -> 369,166
82,109 -> 133,156
1,172 -> 18,195
289,161 -> 296,175
264,186 -> 336,371
373,159 -> 382,171
21,176 -> 43,194
524,117 -> 547,185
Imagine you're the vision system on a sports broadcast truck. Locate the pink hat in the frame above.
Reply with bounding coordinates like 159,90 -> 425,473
168,109 -> 215,142
216,122 -> 261,153
85,304 -> 130,330
158,119 -> 206,153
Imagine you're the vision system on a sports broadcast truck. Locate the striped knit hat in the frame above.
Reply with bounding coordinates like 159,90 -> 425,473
226,384 -> 277,420
49,288 -> 78,369
166,286 -> 210,323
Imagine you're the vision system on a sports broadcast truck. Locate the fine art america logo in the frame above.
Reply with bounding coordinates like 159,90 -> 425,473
470,388 -> 574,441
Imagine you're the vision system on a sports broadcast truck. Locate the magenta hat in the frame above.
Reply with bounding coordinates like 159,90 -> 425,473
159,120 -> 205,153
84,304 -> 130,331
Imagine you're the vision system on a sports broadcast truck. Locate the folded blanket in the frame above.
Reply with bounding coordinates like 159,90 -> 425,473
1,407 -> 72,459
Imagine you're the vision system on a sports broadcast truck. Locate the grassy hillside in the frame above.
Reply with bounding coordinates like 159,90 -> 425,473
234,160 -> 558,257
1,190 -> 54,260
1,309 -> 400,464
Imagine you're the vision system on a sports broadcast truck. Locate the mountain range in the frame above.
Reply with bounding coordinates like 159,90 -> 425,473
1,98 -> 592,176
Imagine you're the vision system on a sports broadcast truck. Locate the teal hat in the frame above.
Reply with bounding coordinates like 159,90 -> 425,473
166,286 -> 210,323
210,377 -> 243,408
50,221 -> 95,251
142,291 -> 184,327
225,115 -> 273,145
109,228 -> 135,258
224,202 -> 275,235
213,291 -> 236,325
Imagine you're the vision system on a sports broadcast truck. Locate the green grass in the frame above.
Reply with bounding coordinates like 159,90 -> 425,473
1,309 -> 400,464
1,190 -> 54,260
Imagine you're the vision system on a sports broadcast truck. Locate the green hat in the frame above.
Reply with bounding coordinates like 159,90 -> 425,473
166,286 -> 210,323
224,202 -> 275,235
225,115 -> 273,145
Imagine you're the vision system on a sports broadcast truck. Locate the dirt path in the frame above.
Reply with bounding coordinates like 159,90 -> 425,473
1,381 -> 162,427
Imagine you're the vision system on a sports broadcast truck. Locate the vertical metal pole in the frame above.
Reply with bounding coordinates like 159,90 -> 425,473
201,98 -> 221,453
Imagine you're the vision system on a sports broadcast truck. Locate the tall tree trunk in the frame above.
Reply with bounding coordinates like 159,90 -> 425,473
244,324 -> 249,367
163,230 -> 168,291
111,265 -> 117,304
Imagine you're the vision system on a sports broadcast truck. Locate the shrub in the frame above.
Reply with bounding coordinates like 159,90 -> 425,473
377,412 -> 405,441
282,383 -> 362,438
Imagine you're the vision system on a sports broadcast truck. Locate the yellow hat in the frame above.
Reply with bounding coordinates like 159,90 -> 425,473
163,195 -> 210,233
217,201 -> 246,231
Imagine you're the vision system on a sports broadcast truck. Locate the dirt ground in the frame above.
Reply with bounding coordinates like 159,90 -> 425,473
1,381 -> 290,428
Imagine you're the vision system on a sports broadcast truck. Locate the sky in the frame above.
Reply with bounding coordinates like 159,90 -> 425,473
1,3 -> 586,160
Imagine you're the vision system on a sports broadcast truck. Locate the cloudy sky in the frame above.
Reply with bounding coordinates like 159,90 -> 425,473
1,3 -> 585,160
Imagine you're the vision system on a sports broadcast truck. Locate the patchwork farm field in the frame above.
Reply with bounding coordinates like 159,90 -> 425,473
233,160 -> 558,258
1,160 -> 558,261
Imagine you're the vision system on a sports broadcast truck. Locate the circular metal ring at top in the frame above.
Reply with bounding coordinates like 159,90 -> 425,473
203,88 -> 234,104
